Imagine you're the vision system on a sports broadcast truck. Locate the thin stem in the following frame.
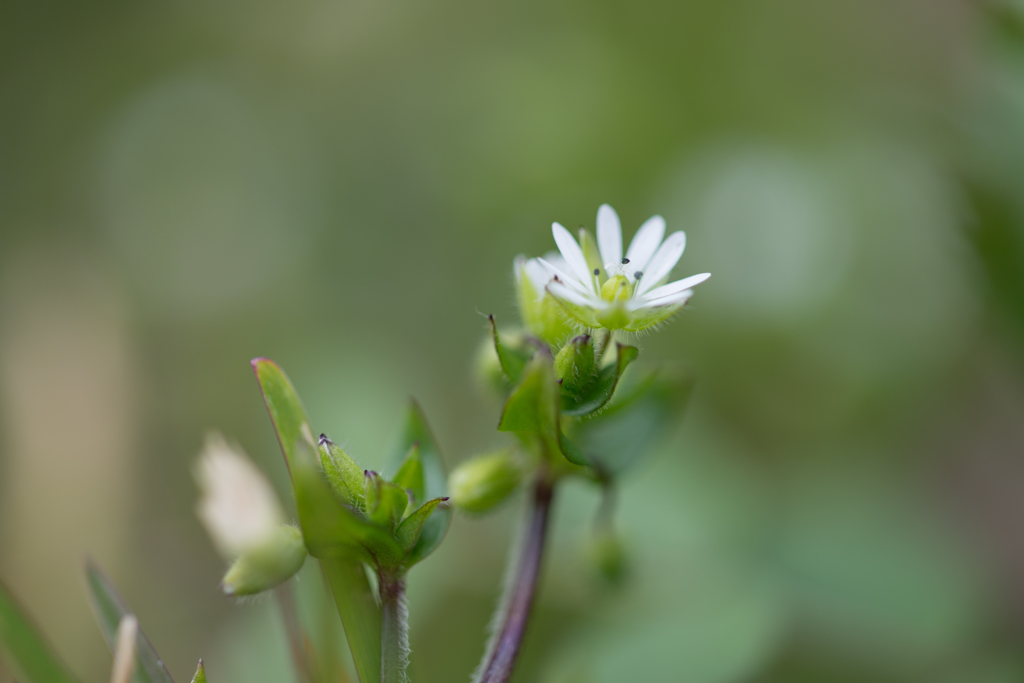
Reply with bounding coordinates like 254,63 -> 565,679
379,575 -> 409,683
476,477 -> 555,683
276,581 -> 313,683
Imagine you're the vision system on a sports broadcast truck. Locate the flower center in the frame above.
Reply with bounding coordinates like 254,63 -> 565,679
600,274 -> 633,303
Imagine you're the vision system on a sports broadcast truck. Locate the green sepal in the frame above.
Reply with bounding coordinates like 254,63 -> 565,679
623,302 -> 686,332
489,315 -> 533,384
318,435 -> 365,510
390,443 -> 424,505
385,401 -> 451,565
84,561 -> 175,683
0,580 -> 80,683
578,228 -> 603,274
220,525 -> 307,596
321,558 -> 381,683
190,661 -> 206,683
365,471 -> 409,531
548,286 -> 602,328
554,334 -> 595,396
396,497 -> 450,557
515,257 -> 575,346
562,343 -> 639,416
448,450 -> 524,514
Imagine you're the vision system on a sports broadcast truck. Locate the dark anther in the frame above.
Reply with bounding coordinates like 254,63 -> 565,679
319,433 -> 329,445
621,258 -> 630,264
634,271 -> 643,280
593,268 -> 600,276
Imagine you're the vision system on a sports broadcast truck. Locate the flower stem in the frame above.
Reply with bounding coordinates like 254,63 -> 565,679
476,477 -> 555,683
276,580 -> 313,683
379,574 -> 409,683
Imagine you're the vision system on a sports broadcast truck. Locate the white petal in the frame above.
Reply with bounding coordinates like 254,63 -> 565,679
538,257 -> 591,295
552,222 -> 596,293
524,258 -> 552,295
636,231 -> 686,296
548,281 -> 607,309
639,272 -> 711,302
638,288 -> 693,308
542,251 -> 570,273
596,204 -> 622,267
624,215 -> 665,272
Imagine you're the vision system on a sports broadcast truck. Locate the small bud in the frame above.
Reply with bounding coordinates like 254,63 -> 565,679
449,450 -> 524,514
588,528 -> 628,583
221,524 -> 307,596
554,334 -> 595,395
319,435 -> 365,510
195,433 -> 284,559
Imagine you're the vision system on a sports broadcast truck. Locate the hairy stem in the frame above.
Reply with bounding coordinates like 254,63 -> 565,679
476,477 -> 555,683
379,575 -> 409,683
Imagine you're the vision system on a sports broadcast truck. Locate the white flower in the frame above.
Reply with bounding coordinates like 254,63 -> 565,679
540,204 -> 710,331
195,433 -> 285,559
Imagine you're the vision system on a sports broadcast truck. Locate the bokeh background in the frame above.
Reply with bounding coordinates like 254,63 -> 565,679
3,0 -> 1024,681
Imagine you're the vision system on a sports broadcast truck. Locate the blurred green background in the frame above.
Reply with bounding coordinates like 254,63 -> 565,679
2,0 -> 1024,681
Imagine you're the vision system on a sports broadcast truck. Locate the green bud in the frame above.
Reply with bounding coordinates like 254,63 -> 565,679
221,525 -> 307,596
449,450 -> 524,514
554,334 -> 595,395
600,274 -> 633,303
588,528 -> 627,583
364,470 -> 410,530
319,435 -> 365,510
515,257 -> 575,348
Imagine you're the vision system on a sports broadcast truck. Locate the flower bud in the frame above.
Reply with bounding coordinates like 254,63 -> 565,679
554,334 -> 595,395
221,524 -> 307,596
449,450 -> 524,514
514,256 -> 575,347
195,433 -> 285,559
318,434 -> 365,510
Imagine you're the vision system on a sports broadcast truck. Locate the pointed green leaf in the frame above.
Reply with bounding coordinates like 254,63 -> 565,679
386,401 -> 451,564
562,344 -> 639,416
488,315 -> 532,383
251,358 -> 318,478
396,497 -> 449,557
320,559 -> 380,683
554,334 -> 596,396
189,661 -> 206,683
84,561 -> 175,683
498,353 -> 558,435
0,580 -> 80,683
390,444 -> 424,504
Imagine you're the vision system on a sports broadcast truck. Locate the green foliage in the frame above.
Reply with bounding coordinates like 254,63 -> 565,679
489,315 -> 532,385
321,558 -> 381,683
0,581 -> 80,683
391,444 -> 425,504
554,334 -> 596,396
561,344 -> 638,417
84,561 -> 175,683
319,435 -> 366,510
189,661 -> 206,683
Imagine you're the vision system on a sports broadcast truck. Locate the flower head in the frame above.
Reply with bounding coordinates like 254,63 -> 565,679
540,204 -> 710,331
195,432 -> 285,559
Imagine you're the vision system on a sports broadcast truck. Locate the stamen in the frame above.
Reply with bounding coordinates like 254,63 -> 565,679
621,258 -> 630,264
634,271 -> 643,280
593,269 -> 600,276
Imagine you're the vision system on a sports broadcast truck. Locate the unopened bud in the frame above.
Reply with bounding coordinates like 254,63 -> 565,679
195,433 -> 284,559
449,450 -> 524,514
554,335 -> 595,395
318,434 -> 365,510
221,524 -> 307,596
